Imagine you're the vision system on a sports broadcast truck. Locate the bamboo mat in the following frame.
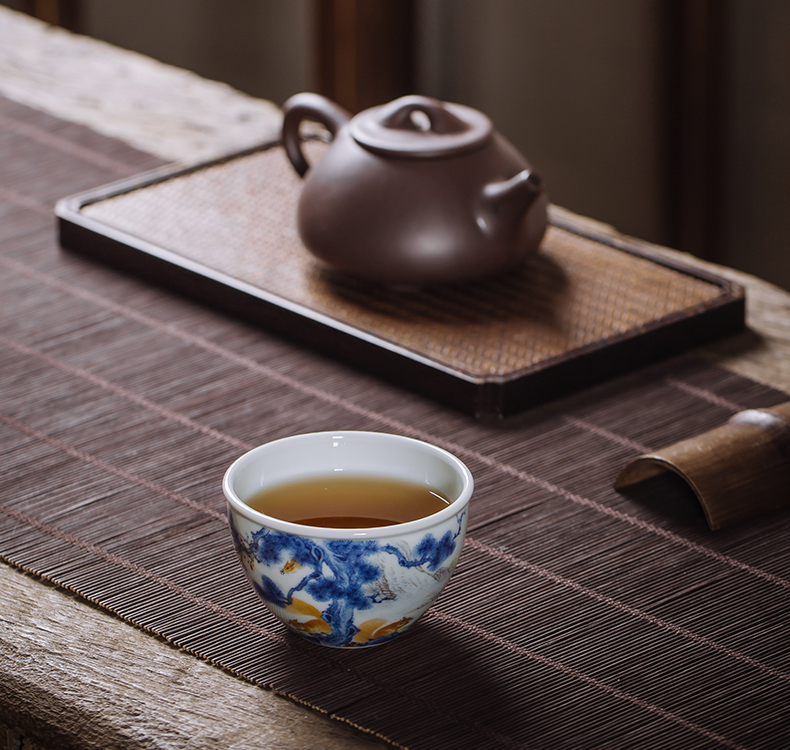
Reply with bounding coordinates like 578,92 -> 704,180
2,95 -> 790,750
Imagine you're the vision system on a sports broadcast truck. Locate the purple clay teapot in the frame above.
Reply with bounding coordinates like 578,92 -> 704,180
282,92 -> 548,286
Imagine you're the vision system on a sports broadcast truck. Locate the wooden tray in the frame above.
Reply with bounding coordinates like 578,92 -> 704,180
56,141 -> 745,418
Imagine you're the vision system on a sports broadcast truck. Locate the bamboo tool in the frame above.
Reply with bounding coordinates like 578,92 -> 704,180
616,401 -> 790,530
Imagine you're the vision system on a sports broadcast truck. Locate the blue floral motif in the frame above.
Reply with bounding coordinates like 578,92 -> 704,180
229,511 -> 466,647
383,529 -> 458,572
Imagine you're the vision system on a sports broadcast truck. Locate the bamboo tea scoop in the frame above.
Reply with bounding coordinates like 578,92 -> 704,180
615,401 -> 790,530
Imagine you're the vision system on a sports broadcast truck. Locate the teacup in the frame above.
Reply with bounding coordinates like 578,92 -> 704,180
223,431 -> 473,648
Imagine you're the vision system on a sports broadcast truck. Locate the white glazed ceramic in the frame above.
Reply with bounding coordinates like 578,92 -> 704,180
223,431 -> 473,648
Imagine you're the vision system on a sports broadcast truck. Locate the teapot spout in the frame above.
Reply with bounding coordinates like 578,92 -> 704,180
477,169 -> 543,235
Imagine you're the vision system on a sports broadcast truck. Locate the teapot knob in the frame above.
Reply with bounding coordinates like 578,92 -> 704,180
350,96 -> 493,158
377,95 -> 470,135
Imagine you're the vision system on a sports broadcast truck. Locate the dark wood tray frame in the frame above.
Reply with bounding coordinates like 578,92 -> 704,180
55,142 -> 745,419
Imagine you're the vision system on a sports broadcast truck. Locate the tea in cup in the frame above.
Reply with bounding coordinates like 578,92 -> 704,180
223,431 -> 473,648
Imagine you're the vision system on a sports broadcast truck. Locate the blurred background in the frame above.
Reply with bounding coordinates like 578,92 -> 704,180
4,0 -> 790,289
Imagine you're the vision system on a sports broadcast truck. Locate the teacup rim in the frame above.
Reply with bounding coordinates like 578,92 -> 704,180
223,430 -> 474,539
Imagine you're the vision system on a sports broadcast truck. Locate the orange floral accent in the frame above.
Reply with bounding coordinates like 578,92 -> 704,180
353,616 -> 413,643
353,618 -> 387,644
289,617 -> 332,634
372,617 -> 412,639
285,597 -> 324,618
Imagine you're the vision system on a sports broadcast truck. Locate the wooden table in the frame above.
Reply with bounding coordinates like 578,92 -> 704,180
2,8 -> 790,750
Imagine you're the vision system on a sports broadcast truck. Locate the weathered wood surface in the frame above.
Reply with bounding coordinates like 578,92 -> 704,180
0,566 -> 384,750
2,5 -> 790,750
0,7 -> 282,163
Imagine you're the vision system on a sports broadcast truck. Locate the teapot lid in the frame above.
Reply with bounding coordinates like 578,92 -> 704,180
349,96 -> 493,158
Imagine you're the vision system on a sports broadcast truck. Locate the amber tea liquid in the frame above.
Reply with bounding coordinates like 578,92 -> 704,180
245,475 -> 452,528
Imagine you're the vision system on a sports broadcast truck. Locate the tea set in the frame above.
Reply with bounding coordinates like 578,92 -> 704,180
224,93 -> 545,647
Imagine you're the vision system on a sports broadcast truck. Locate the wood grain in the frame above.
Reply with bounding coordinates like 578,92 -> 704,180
0,565 -> 386,750
0,7 -> 282,163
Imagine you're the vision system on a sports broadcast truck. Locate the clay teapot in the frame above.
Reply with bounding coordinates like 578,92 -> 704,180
282,92 -> 548,285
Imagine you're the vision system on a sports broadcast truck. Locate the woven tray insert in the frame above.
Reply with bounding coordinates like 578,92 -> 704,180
80,144 -> 728,378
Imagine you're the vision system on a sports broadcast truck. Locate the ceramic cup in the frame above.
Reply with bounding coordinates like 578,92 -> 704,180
223,431 -> 473,648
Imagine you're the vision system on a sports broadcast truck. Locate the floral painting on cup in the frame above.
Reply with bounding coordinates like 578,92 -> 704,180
229,511 -> 467,648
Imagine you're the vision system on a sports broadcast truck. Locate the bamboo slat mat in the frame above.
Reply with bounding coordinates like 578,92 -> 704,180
74,142 -> 731,381
2,95 -> 790,750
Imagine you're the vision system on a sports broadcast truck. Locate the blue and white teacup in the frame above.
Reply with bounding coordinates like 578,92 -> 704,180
223,431 -> 473,648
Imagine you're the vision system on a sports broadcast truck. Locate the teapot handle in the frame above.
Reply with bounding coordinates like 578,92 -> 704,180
281,93 -> 351,178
